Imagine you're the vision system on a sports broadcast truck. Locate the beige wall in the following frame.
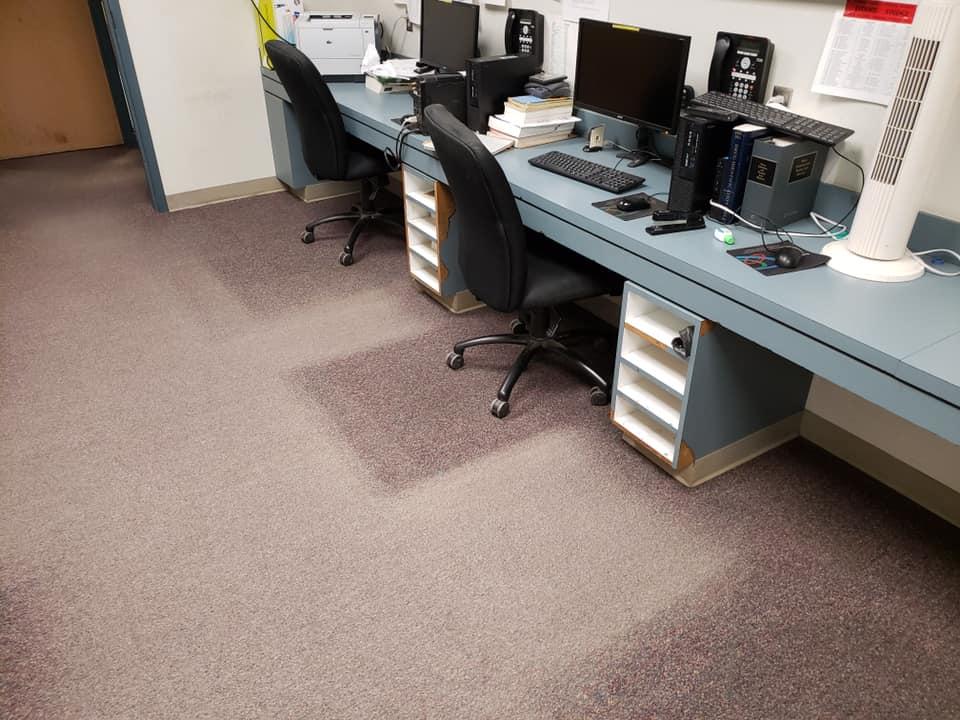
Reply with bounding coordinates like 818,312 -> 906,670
806,378 -> 960,492
119,0 -> 276,196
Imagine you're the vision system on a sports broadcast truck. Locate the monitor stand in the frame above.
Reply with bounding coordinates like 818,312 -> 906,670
415,62 -> 439,74
617,127 -> 670,168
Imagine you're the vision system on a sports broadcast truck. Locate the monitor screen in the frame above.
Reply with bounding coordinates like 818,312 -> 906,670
574,20 -> 691,134
420,0 -> 480,72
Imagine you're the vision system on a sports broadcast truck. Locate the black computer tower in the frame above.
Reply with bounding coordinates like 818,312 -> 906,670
668,113 -> 734,214
414,74 -> 467,128
466,54 -> 542,132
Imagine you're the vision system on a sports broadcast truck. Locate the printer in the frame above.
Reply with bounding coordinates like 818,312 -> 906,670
295,12 -> 378,79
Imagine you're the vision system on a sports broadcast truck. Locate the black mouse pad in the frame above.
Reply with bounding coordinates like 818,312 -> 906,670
592,193 -> 667,221
728,243 -> 830,276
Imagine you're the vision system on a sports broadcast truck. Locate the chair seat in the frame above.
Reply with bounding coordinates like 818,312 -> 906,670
343,148 -> 391,181
520,232 -> 620,309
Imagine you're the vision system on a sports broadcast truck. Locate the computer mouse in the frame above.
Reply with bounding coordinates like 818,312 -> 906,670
617,197 -> 650,213
775,245 -> 805,269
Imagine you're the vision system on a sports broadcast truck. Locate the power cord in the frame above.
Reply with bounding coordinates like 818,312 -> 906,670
912,249 -> 960,277
826,145 -> 865,233
707,200 -> 848,239
387,118 -> 419,168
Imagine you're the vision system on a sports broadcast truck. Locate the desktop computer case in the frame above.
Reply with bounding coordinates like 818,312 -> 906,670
414,74 -> 468,127
465,54 -> 542,132
668,113 -> 733,214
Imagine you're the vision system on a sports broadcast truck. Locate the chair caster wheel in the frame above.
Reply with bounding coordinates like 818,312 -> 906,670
338,251 -> 354,266
510,319 -> 527,335
491,399 -> 510,419
446,352 -> 464,370
301,230 -> 316,244
590,387 -> 610,406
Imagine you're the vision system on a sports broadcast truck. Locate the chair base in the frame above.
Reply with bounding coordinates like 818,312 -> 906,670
301,176 -> 403,265
446,309 -> 613,419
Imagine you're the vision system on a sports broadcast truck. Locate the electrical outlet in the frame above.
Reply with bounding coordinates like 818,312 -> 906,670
772,85 -> 794,106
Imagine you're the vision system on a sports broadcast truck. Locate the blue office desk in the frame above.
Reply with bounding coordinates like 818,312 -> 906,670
326,83 -> 960,446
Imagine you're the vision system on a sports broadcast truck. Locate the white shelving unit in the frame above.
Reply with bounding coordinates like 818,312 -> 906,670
612,283 -> 700,471
401,166 -> 483,313
612,282 -> 813,487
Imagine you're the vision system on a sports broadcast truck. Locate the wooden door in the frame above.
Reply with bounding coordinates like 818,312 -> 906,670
0,0 -> 122,159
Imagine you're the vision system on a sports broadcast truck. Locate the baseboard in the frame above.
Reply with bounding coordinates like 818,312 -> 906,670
287,180 -> 359,203
618,413 -> 802,488
166,176 -> 283,211
802,412 -> 960,528
674,412 -> 803,487
287,171 -> 403,203
411,278 -> 484,314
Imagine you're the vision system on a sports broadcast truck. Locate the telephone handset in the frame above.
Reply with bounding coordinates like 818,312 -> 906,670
505,9 -> 545,65
708,32 -> 774,102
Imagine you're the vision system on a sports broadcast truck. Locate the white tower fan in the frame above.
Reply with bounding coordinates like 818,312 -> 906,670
824,0 -> 960,282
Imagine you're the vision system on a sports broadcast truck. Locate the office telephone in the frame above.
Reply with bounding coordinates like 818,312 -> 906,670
708,32 -> 774,102
505,9 -> 545,65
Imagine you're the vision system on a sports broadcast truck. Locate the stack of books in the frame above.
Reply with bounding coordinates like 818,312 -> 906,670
365,74 -> 415,94
710,123 -> 769,223
486,95 -> 578,149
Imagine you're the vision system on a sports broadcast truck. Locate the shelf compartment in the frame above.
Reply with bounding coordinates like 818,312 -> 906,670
617,375 -> 682,431
408,215 -> 438,242
407,190 -> 437,212
624,309 -> 689,351
410,262 -> 440,293
402,168 -> 434,196
620,344 -> 687,396
407,221 -> 439,267
408,240 -> 439,267
612,405 -> 677,464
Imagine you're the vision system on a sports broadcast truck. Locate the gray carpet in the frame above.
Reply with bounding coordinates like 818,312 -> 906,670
2,147 -> 959,719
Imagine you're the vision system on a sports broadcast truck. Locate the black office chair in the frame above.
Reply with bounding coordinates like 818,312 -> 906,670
424,105 -> 621,419
265,40 -> 402,266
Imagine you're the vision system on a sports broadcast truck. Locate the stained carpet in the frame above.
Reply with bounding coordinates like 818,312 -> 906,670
2,148 -> 959,719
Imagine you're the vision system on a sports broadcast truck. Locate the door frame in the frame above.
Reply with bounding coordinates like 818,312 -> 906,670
87,0 -> 135,147
100,0 -> 167,212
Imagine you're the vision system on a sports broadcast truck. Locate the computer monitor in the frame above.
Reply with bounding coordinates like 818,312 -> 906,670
574,19 -> 691,134
420,0 -> 480,73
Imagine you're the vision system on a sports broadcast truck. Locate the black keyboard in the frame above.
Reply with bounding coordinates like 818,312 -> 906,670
528,151 -> 645,194
689,91 -> 854,146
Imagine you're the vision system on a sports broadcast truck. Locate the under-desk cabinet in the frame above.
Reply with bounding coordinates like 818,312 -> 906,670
612,282 -> 813,486
402,166 -> 483,313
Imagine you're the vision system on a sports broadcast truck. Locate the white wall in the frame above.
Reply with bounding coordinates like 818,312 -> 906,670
359,0 -> 960,222
119,0 -> 276,197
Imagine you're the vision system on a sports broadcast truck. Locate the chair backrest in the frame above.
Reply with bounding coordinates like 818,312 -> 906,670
264,40 -> 349,181
423,105 -> 528,312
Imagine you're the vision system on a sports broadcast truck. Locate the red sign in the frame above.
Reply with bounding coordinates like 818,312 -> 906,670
844,1 -> 918,23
